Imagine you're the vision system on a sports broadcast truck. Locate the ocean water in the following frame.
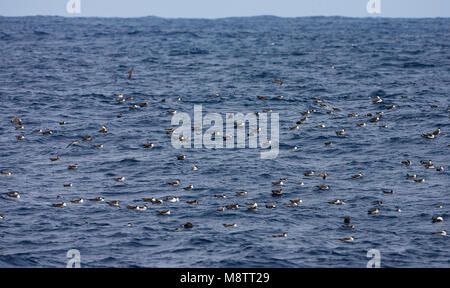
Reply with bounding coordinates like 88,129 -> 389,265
0,16 -> 449,268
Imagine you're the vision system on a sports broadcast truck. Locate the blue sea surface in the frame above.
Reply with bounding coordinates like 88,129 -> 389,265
0,16 -> 449,267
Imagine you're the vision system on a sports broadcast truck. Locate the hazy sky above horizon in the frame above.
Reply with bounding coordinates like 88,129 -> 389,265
0,0 -> 449,18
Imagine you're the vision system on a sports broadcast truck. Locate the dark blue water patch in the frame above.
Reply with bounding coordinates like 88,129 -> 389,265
0,16 -> 449,268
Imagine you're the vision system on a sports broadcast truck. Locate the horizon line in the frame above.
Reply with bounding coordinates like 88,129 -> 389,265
1,14 -> 449,20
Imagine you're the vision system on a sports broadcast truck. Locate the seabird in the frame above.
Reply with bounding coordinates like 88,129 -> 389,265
223,223 -> 237,228
406,173 -> 417,178
82,136 -> 93,141
402,160 -> 411,166
0,171 -> 12,176
342,225 -> 355,229
183,185 -> 194,190
328,199 -> 345,205
52,203 -> 66,208
436,166 -> 444,172
107,200 -> 120,207
128,68 -> 134,79
414,178 -> 425,183
273,232 -> 287,238
236,191 -> 248,196
245,202 -> 258,208
71,199 -> 84,204
94,144 -> 104,149
186,200 -> 198,205
317,172 -> 328,179
66,140 -> 79,148
339,236 -> 354,242
177,155 -> 186,160
272,189 -> 283,196
317,185 -> 330,190
50,155 -> 61,162
143,143 -> 154,149
16,135 -> 25,140
421,133 -> 435,139
272,79 -> 283,85
114,177 -> 125,182
432,128 -> 441,136
290,199 -> 302,204
344,216 -> 351,224
272,181 -> 284,186
98,126 -> 107,133
143,197 -> 163,204
182,222 -> 193,228
304,171 -> 315,177
383,190 -> 394,194
63,183 -> 72,187
265,205 -> 276,209
89,197 -> 104,202
225,204 -> 239,210
352,173 -> 363,179
168,180 -> 180,186
214,194 -> 226,198
68,164 -> 78,170
166,196 -> 180,203
432,216 -> 443,223
6,192 -> 20,198
336,129 -> 345,136
127,205 -> 147,211
372,97 -> 383,104
157,210 -> 171,215
11,117 -> 22,124
284,202 -> 298,207
432,230 -> 447,236
368,207 -> 379,215
369,117 -> 380,123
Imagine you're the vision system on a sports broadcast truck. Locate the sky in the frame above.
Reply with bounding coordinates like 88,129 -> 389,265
0,0 -> 449,18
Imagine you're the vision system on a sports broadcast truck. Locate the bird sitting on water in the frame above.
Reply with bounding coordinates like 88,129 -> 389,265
432,216 -> 443,223
98,126 -> 107,133
272,79 -> 283,85
336,129 -> 345,136
339,236 -> 354,242
71,199 -> 83,204
352,173 -> 363,179
52,203 -> 66,208
6,192 -> 20,198
127,205 -> 147,211
157,210 -> 171,215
